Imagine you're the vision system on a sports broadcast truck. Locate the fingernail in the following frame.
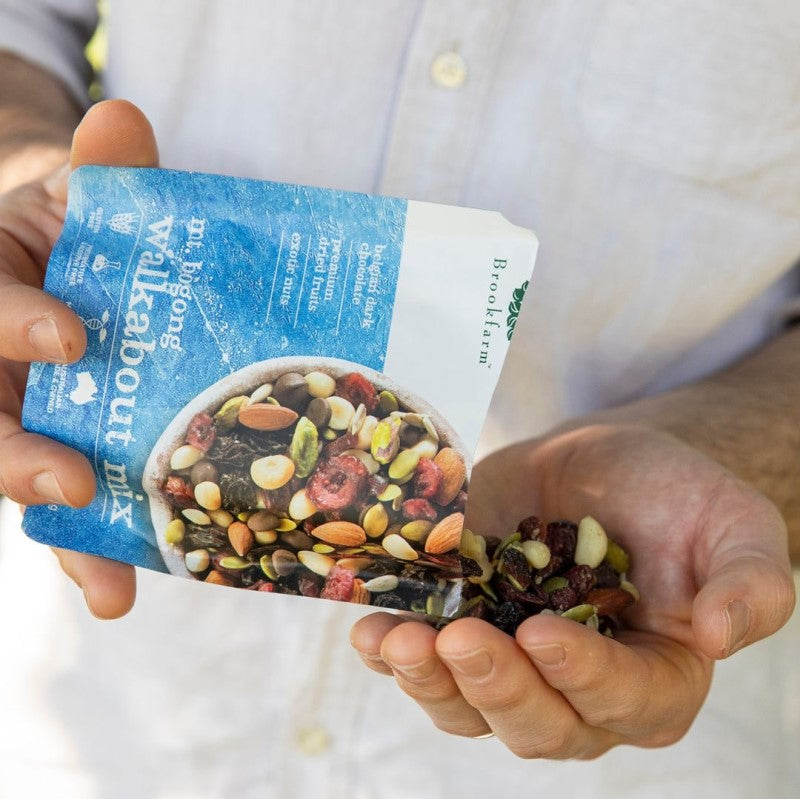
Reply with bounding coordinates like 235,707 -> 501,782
443,648 -> 493,678
526,643 -> 566,667
33,471 -> 68,504
724,600 -> 751,655
29,318 -> 68,362
389,658 -> 437,681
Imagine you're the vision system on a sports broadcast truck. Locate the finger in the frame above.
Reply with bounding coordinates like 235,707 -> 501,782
53,548 -> 137,619
379,620 -> 491,739
516,615 -> 711,748
0,411 -> 95,507
350,612 -> 408,675
436,618 -> 620,758
692,483 -> 796,659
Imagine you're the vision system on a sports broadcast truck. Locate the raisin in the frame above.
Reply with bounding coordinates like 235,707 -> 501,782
564,564 -> 596,600
496,580 -> 547,608
413,458 -> 443,499
549,586 -> 578,612
500,546 -> 532,591
401,498 -> 438,521
593,561 -> 621,589
494,601 -> 525,635
306,455 -> 368,511
373,592 -> 406,610
335,372 -> 379,413
186,412 -> 216,453
518,515 -> 545,541
298,573 -> 323,598
163,475 -> 194,508
320,565 -> 355,601
322,431 -> 357,459
546,521 -> 578,559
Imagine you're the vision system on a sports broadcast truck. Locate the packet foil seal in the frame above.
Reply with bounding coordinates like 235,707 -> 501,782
22,166 -> 537,620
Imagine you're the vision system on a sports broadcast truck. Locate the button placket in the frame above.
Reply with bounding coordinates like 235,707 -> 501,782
377,0 -> 519,204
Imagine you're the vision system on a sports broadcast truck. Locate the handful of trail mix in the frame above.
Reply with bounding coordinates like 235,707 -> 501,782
452,515 -> 638,636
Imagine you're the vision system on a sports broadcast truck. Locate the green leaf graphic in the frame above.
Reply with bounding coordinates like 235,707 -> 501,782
506,280 -> 529,340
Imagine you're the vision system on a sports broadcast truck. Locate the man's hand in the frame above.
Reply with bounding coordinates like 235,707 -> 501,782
350,423 -> 796,757
0,99 -> 158,618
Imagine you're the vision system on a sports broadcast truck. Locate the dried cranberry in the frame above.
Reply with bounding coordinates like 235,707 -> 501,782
534,554 -> 565,581
186,412 -> 216,453
593,561 -> 621,589
413,458 -> 443,499
335,372 -> 379,413
545,521 -> 578,559
320,565 -> 355,601
322,431 -> 358,459
258,582 -> 275,592
563,564 -> 596,600
163,475 -> 194,508
401,498 -> 438,521
298,573 -> 323,598
518,515 -> 545,541
451,490 -> 468,513
549,586 -> 578,612
306,455 -> 368,511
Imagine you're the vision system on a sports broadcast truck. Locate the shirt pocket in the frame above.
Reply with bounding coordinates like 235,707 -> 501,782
574,0 -> 800,185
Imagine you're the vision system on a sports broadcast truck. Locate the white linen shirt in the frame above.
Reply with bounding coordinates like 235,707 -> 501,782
0,2 -> 799,798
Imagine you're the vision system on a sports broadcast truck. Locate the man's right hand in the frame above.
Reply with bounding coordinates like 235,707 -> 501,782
0,99 -> 158,618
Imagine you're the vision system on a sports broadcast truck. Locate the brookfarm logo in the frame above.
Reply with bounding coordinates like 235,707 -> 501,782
506,280 -> 529,340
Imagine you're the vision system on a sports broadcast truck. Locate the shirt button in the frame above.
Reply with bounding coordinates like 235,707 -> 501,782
430,50 -> 468,89
295,724 -> 331,755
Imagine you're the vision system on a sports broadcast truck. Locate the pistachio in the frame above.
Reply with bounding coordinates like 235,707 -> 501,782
362,502 -> 389,538
341,448 -> 381,475
190,460 -> 218,486
561,603 -> 597,623
254,530 -> 278,545
217,555 -> 250,571
164,518 -> 186,545
362,574 -> 399,593
289,417 -> 319,478
304,371 -> 336,398
248,383 -> 273,405
604,538 -> 631,574
382,533 -> 419,561
275,517 -> 298,532
574,516 -> 608,568
542,576 -> 569,593
403,413 -> 425,429
182,508 -> 211,526
306,397 -> 332,429
322,427 -> 338,441
355,415 -> 378,450
236,511 -> 251,522
246,510 -> 280,532
521,540 -> 551,570
377,389 -> 398,415
371,417 -> 401,464
250,454 -> 295,490
170,444 -> 204,471
194,480 -> 222,510
260,554 -> 278,580
185,548 -> 210,573
400,519 -> 434,542
298,550 -> 334,577
376,483 -> 403,503
388,448 -> 420,482
288,488 -> 318,521
327,395 -> 355,430
409,434 -> 439,461
312,543 -> 335,554
271,549 -> 298,577
214,395 -> 249,430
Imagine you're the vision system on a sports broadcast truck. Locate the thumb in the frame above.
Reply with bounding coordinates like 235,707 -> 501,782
692,521 -> 796,660
46,99 -> 159,202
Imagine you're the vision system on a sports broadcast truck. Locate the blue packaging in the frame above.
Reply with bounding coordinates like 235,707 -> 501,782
22,166 -> 537,618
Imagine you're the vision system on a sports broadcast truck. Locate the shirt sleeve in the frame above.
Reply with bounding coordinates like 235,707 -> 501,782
0,0 -> 99,107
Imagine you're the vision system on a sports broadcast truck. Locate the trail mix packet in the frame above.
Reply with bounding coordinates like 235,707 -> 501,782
22,165 -> 633,629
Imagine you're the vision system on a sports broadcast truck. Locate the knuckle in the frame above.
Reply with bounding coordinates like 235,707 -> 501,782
470,681 -> 529,715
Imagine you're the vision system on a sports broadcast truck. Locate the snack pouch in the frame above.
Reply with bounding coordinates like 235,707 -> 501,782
22,166 -> 537,620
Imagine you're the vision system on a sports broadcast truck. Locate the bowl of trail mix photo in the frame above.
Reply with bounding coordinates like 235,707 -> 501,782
144,357 -> 474,613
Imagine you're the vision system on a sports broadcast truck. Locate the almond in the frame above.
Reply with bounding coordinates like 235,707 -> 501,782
310,521 -> 367,546
584,587 -> 635,616
205,570 -> 234,587
433,448 -> 466,505
238,402 -> 298,431
424,511 -> 464,554
350,578 -> 371,605
227,520 -> 254,557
